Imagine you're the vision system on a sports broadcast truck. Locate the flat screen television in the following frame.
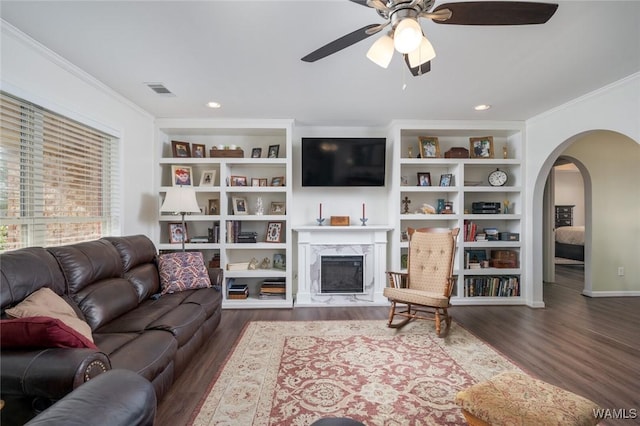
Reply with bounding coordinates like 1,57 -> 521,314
301,137 -> 386,187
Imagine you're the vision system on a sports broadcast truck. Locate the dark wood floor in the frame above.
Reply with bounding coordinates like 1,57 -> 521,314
157,265 -> 640,425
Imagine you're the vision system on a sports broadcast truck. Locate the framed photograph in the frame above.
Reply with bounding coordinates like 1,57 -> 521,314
270,176 -> 284,187
230,175 -> 247,186
191,143 -> 206,158
251,178 -> 262,187
171,140 -> 191,158
273,253 -> 286,270
232,196 -> 248,215
439,173 -> 453,187
251,147 -> 262,158
259,178 -> 268,187
199,170 -> 216,186
171,165 -> 193,186
265,221 -> 284,243
418,136 -> 440,158
168,222 -> 188,244
270,201 -> 285,215
470,136 -> 494,158
417,172 -> 431,186
267,144 -> 280,158
208,199 -> 219,215
467,249 -> 487,264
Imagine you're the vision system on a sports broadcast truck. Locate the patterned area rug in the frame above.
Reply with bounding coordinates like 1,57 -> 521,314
190,320 -> 522,425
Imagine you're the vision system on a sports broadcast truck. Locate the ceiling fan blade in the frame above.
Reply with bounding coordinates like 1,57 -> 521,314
301,24 -> 381,62
349,0 -> 389,12
404,55 -> 431,77
432,1 -> 558,25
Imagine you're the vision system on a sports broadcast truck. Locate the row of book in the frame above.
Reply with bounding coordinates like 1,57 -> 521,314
463,276 -> 520,297
226,277 -> 287,300
464,221 -> 500,242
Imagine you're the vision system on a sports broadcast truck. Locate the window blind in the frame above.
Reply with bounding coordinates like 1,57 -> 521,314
0,92 -> 120,251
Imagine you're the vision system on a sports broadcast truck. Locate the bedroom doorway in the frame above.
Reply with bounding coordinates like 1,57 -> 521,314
543,155 -> 589,294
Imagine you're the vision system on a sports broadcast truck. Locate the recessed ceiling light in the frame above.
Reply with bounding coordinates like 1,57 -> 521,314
474,104 -> 491,111
206,101 -> 221,109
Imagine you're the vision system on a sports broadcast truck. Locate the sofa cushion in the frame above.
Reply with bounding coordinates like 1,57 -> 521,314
158,252 -> 211,294
104,235 -> 161,301
0,316 -> 97,349
147,304 -> 206,347
4,287 -> 94,342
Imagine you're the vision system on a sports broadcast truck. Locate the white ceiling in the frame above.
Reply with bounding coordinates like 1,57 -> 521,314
1,1 -> 639,126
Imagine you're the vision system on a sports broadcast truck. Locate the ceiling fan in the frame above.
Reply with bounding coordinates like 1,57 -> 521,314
301,0 -> 558,76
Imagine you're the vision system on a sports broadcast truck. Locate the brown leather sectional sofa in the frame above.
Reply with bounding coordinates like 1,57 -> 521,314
0,235 -> 222,421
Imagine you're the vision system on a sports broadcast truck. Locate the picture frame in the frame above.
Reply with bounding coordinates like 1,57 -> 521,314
439,173 -> 453,187
191,143 -> 206,158
265,221 -> 284,243
199,170 -> 216,186
417,172 -> 431,186
230,175 -> 247,186
267,144 -> 280,158
273,253 -> 286,270
208,199 -> 219,215
270,176 -> 284,187
168,222 -> 188,244
251,178 -> 262,187
171,165 -> 193,186
470,136 -> 494,158
171,140 -> 191,158
467,249 -> 487,264
251,147 -> 262,158
259,178 -> 268,187
270,201 -> 285,215
232,196 -> 248,215
418,136 -> 440,158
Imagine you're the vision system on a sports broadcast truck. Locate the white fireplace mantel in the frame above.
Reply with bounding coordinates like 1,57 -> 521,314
294,225 -> 392,307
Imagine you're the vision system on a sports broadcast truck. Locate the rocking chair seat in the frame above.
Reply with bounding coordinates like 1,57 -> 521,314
383,287 -> 449,308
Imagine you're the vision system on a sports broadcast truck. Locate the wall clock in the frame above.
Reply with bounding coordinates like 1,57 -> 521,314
488,168 -> 508,186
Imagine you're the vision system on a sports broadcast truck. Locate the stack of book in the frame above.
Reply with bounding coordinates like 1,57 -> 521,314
237,231 -> 258,243
483,227 -> 499,241
227,278 -> 249,299
259,277 -> 286,299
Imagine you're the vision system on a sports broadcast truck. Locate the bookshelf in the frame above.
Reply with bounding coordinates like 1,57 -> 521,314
388,121 -> 526,305
156,119 -> 293,308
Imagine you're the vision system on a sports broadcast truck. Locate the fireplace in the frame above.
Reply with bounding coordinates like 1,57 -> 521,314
294,225 -> 391,306
320,255 -> 364,294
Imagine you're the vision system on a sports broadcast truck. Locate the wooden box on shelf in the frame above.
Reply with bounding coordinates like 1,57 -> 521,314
490,250 -> 518,268
209,148 -> 244,158
444,147 -> 469,158
330,216 -> 350,226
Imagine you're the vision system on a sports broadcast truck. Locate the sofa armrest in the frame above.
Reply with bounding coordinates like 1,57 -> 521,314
25,369 -> 156,426
1,348 -> 111,400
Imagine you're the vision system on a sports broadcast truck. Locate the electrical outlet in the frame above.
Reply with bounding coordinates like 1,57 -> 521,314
617,267 -> 625,276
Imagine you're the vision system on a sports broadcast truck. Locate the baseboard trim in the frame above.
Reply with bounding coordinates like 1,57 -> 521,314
582,290 -> 640,297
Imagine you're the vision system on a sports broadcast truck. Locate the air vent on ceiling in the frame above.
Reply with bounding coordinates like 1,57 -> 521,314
145,82 -> 175,96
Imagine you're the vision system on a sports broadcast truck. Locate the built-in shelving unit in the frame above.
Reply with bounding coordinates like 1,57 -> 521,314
388,121 -> 526,305
155,119 -> 293,309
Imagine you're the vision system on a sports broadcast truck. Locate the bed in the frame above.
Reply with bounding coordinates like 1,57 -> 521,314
555,225 -> 584,261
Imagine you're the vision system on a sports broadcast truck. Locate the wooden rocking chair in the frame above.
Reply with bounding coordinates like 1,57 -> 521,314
384,227 -> 459,336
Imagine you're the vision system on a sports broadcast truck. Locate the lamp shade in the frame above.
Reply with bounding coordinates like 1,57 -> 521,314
408,36 -> 436,68
366,34 -> 395,68
160,186 -> 200,214
393,18 -> 423,54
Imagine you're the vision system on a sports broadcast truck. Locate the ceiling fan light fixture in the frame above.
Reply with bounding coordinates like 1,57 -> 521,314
393,18 -> 423,54
408,36 -> 436,68
366,34 -> 395,68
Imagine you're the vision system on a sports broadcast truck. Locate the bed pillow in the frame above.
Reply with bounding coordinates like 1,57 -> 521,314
158,252 -> 211,294
4,287 -> 94,343
0,316 -> 97,349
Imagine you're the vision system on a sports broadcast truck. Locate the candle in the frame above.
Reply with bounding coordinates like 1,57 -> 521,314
362,203 -> 365,218
319,203 -> 322,218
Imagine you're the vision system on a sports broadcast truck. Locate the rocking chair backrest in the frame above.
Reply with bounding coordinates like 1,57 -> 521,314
407,228 -> 459,295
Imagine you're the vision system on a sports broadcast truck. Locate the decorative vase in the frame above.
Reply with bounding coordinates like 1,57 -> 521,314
437,199 -> 445,214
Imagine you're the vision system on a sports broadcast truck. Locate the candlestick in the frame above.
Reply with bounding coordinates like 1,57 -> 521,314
317,203 -> 324,226
362,203 -> 365,218
319,203 -> 322,218
360,203 -> 367,226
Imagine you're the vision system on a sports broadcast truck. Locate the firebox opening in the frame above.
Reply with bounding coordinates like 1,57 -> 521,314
320,255 -> 365,294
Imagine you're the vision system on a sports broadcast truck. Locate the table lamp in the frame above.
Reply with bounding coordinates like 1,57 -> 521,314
160,186 -> 200,251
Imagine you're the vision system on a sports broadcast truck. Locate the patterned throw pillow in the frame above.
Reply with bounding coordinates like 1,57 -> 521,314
158,252 -> 212,295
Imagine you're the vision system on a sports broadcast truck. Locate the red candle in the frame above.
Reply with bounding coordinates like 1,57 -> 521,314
319,203 -> 322,218
362,203 -> 365,218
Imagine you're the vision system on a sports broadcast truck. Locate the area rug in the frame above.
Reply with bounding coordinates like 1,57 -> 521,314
190,320 -> 522,426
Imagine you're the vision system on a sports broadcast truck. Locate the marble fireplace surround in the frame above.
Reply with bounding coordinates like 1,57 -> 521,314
294,226 -> 391,307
